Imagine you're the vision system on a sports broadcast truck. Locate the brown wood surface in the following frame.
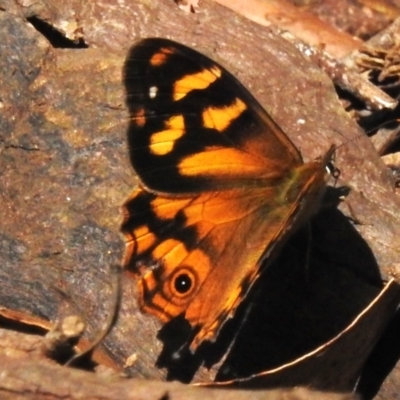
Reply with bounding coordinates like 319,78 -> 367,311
1,0 -> 400,398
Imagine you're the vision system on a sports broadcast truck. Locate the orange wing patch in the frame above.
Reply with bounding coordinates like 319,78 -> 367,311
131,107 -> 146,128
173,66 -> 222,101
178,147 -> 270,178
202,97 -> 247,132
149,115 -> 186,155
150,46 -> 175,66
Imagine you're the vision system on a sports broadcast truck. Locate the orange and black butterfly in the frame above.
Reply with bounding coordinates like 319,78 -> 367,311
121,38 -> 334,351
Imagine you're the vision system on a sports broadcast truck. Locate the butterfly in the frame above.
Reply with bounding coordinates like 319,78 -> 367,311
121,38 -> 335,352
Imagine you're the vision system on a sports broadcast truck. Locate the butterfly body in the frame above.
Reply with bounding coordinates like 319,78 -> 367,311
122,38 -> 334,351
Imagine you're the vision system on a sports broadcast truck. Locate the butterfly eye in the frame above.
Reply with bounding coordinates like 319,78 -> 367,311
170,268 -> 197,297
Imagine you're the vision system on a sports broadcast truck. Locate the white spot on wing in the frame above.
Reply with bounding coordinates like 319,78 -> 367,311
149,86 -> 158,99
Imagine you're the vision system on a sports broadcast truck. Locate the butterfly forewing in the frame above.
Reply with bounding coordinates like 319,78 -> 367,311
122,38 -> 334,351
124,38 -> 303,194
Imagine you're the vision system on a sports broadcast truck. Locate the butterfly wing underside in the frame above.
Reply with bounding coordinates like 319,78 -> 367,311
122,38 -> 333,350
